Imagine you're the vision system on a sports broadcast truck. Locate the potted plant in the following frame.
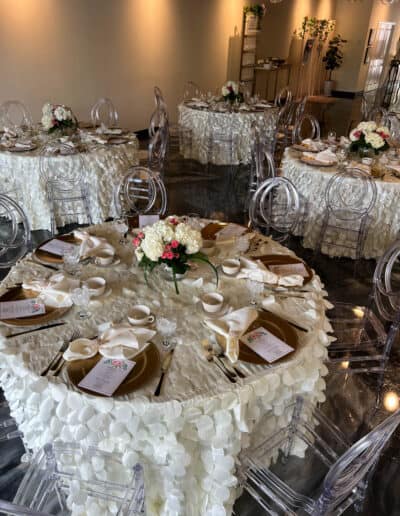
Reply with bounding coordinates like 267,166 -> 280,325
244,4 -> 266,32
323,35 -> 347,96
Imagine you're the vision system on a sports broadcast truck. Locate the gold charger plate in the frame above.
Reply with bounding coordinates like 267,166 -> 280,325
292,144 -> 323,153
67,342 -> 160,397
0,286 -> 69,327
201,222 -> 249,241
34,234 -> 80,264
217,310 -> 298,365
300,156 -> 336,167
256,254 -> 313,285
107,136 -> 129,145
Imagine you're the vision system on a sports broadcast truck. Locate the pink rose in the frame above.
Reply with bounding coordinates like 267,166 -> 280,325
138,232 -> 145,239
171,240 -> 179,249
133,237 -> 141,247
161,252 -> 169,259
169,217 -> 179,226
166,251 -> 174,260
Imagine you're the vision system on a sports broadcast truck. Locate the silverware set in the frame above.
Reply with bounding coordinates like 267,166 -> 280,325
201,339 -> 246,383
40,329 -> 81,377
154,339 -> 176,396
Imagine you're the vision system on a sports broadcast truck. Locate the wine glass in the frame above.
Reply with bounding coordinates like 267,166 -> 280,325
63,246 -> 82,276
71,286 -> 91,319
327,130 -> 337,145
336,147 -> 348,169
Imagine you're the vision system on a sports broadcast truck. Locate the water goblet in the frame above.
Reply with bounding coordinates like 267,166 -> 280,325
71,285 -> 91,319
246,279 -> 265,308
63,245 -> 82,276
336,148 -> 348,170
327,130 -> 337,145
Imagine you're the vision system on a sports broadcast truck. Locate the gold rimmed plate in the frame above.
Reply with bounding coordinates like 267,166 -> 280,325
300,156 -> 336,167
256,254 -> 313,285
6,144 -> 37,153
216,310 -> 298,365
201,222 -> 249,241
0,286 -> 70,327
292,144 -> 323,153
67,342 -> 160,397
107,136 -> 129,145
34,234 -> 80,264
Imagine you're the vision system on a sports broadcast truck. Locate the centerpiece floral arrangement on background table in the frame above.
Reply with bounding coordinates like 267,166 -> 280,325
133,217 -> 218,294
41,102 -> 77,135
221,81 -> 243,104
349,121 -> 390,156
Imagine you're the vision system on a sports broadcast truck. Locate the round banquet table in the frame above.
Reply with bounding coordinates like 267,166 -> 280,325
282,147 -> 400,260
0,220 -> 333,515
178,102 -> 279,166
0,132 -> 139,232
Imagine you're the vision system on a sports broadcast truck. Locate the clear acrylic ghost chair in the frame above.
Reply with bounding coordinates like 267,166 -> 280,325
114,166 -> 167,226
274,86 -> 293,108
154,85 -> 168,112
368,106 -> 387,126
292,114 -> 321,144
90,97 -> 119,129
0,194 -> 31,268
148,123 -> 169,175
315,167 -> 377,262
236,396 -> 400,516
327,239 -> 400,410
249,177 -> 300,243
39,143 -> 92,236
8,442 -> 145,515
0,100 -> 33,133
148,103 -> 168,140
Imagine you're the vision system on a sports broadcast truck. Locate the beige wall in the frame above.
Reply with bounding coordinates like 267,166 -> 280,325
0,0 -> 246,130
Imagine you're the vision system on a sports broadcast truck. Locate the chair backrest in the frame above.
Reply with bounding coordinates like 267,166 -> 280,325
115,166 -> 167,216
372,239 -> 400,322
148,104 -> 168,140
39,142 -> 87,190
13,442 -> 145,515
90,97 -> 119,129
324,167 -> 377,221
315,409 -> 400,515
274,86 -> 292,108
0,100 -> 33,131
250,122 -> 276,188
0,500 -> 49,515
383,112 -> 400,143
148,123 -> 169,173
0,194 -> 31,268
183,81 -> 201,100
249,177 -> 300,237
154,85 -> 167,111
292,114 -> 321,144
369,106 -> 387,126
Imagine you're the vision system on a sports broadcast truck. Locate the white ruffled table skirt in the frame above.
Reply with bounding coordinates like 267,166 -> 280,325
0,221 -> 333,515
178,104 -> 278,166
282,148 -> 400,260
0,141 -> 138,231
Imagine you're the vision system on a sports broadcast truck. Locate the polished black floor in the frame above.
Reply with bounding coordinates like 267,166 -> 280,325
1,100 -> 400,514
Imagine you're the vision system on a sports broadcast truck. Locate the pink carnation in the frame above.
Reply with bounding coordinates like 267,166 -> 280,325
137,232 -> 145,239
133,237 -> 141,247
171,240 -> 179,249
169,217 -> 179,226
166,251 -> 174,260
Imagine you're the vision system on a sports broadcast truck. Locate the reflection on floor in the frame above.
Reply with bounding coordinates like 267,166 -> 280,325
1,123 -> 399,515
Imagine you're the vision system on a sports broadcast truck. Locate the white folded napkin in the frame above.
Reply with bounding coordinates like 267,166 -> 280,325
237,257 -> 304,287
73,230 -> 115,259
204,307 -> 258,363
22,272 -> 79,307
303,149 -> 337,164
339,136 -> 350,147
63,323 -> 156,362
14,141 -> 33,149
301,139 -> 325,151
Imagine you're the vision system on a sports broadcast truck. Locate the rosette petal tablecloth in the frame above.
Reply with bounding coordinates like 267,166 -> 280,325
0,220 -> 333,515
178,103 -> 279,165
0,138 -> 138,231
282,147 -> 400,259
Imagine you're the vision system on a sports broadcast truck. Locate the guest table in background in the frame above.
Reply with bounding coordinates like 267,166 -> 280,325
0,220 -> 332,515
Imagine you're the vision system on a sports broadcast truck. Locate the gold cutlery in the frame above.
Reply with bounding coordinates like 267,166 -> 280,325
201,339 -> 237,383
154,347 -> 175,396
6,321 -> 66,339
41,329 -> 81,376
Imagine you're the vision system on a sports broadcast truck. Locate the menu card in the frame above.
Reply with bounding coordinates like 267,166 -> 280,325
241,326 -> 294,363
268,262 -> 308,278
139,215 -> 160,228
216,224 -> 247,240
0,298 -> 46,319
40,239 -> 79,257
78,357 -> 136,396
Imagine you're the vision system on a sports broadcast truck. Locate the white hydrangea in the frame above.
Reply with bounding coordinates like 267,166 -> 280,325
376,126 -> 389,136
42,102 -> 52,116
140,233 -> 164,262
175,223 -> 202,254
54,106 -> 71,122
358,121 -> 377,133
41,114 -> 54,131
221,86 -> 229,97
365,132 -> 384,149
146,220 -> 175,243
226,80 -> 239,94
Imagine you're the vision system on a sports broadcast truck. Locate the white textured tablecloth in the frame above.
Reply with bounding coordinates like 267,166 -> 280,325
178,104 -> 279,165
282,147 -> 400,259
0,221 -> 333,515
0,138 -> 138,231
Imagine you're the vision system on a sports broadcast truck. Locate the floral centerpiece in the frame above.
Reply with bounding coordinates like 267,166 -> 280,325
349,121 -> 390,155
41,103 -> 77,135
133,217 -> 218,294
221,81 -> 243,104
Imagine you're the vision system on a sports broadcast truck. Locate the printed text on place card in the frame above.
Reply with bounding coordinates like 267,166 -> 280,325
241,326 -> 294,363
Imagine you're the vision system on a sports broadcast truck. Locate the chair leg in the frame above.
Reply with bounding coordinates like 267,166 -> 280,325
283,396 -> 304,460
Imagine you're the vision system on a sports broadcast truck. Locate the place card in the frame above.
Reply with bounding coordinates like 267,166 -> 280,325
39,239 -> 79,257
78,357 -> 136,396
241,326 -> 294,363
139,214 -> 160,228
268,263 -> 308,278
216,224 -> 247,240
0,298 -> 46,320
